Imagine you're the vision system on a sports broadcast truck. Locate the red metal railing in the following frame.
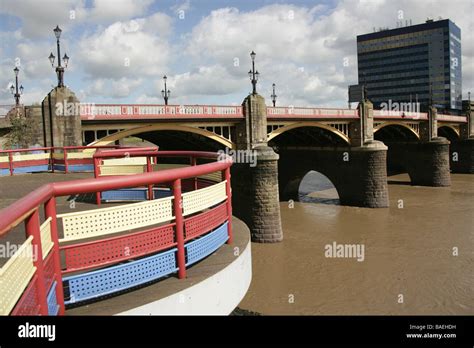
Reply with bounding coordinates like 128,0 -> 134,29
0,149 -> 233,315
0,145 -> 121,176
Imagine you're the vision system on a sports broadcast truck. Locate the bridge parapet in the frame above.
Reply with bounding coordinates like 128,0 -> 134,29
80,104 -> 244,120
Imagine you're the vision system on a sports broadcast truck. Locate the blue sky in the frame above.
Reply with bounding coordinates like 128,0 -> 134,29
0,0 -> 472,107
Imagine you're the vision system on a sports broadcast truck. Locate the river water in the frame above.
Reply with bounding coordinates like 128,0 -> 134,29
239,173 -> 474,315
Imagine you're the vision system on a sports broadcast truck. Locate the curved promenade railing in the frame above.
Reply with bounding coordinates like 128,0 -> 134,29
0,145 -> 120,176
0,149 -> 233,315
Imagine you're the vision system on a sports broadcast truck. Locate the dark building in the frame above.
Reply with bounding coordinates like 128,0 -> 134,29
357,19 -> 462,113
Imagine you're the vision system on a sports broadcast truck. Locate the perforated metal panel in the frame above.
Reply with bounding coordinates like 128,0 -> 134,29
197,171 -> 222,183
64,248 -> 178,304
185,222 -> 228,266
0,236 -> 37,315
99,165 -> 146,176
11,275 -> 41,316
63,223 -> 176,273
40,218 -> 54,259
67,152 -> 93,159
103,157 -> 147,165
43,253 -> 56,292
59,196 -> 174,242
101,188 -> 148,202
182,181 -> 227,216
47,281 -> 59,315
184,203 -> 228,240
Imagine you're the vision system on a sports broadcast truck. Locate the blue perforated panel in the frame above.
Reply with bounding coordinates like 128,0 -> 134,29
101,188 -> 173,202
185,222 -> 229,266
101,189 -> 148,201
63,248 -> 178,305
53,164 -> 93,172
47,282 -> 59,316
0,168 -> 9,176
13,165 -> 50,174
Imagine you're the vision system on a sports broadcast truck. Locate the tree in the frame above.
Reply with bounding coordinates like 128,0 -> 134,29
5,107 -> 34,149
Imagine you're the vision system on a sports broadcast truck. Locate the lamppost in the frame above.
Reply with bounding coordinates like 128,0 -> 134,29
248,51 -> 259,95
10,67 -> 24,106
271,83 -> 277,107
161,75 -> 171,105
48,25 -> 69,87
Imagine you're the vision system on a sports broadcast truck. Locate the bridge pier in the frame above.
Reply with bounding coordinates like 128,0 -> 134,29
451,101 -> 474,173
231,94 -> 283,243
279,99 -> 389,208
279,142 -> 389,208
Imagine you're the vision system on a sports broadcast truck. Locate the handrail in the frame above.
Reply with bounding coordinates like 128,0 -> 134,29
0,151 -> 231,236
0,148 -> 233,315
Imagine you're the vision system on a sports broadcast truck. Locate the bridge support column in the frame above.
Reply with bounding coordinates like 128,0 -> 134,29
41,87 -> 82,147
415,106 -> 451,186
232,94 -> 283,243
451,101 -> 474,173
279,142 -> 389,208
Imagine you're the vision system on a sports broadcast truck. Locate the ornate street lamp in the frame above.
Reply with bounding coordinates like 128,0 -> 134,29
10,66 -> 24,106
248,51 -> 259,95
271,83 -> 277,107
161,75 -> 171,105
49,25 -> 69,87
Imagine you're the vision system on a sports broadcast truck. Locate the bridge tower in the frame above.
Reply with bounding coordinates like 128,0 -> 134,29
452,100 -> 474,173
232,93 -> 283,243
40,86 -> 82,147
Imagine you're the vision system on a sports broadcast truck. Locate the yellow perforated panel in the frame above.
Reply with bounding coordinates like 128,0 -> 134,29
99,165 -> 146,176
152,164 -> 188,171
66,152 -> 94,159
40,218 -> 54,259
182,181 -> 227,216
198,171 -> 222,183
58,196 -> 174,242
103,157 -> 148,165
11,153 -> 49,161
0,156 -> 9,163
0,236 -> 36,315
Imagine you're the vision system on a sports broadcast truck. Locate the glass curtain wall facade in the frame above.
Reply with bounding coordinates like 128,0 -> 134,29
357,19 -> 462,113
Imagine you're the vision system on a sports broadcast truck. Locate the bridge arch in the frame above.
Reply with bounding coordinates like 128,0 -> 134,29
268,122 -> 350,145
438,125 -> 460,142
374,122 -> 420,140
90,124 -> 235,149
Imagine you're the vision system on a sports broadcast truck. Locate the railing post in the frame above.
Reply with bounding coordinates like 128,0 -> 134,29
222,167 -> 233,244
191,156 -> 198,190
146,156 -> 153,200
172,179 -> 186,279
8,152 -> 13,176
94,157 -> 101,206
50,148 -> 55,173
44,197 -> 65,315
25,209 -> 48,315
63,148 -> 68,174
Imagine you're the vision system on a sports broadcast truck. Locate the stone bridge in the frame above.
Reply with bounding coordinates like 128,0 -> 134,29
1,87 -> 473,243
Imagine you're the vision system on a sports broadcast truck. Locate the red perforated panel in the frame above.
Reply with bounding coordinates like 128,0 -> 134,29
11,276 -> 41,316
184,202 -> 228,241
43,253 -> 56,291
62,223 -> 176,273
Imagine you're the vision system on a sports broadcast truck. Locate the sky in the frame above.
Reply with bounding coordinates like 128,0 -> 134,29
0,0 -> 473,108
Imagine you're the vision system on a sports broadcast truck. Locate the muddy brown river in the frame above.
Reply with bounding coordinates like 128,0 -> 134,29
239,173 -> 474,315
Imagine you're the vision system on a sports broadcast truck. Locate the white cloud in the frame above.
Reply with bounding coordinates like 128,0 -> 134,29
76,15 -> 172,80
88,0 -> 154,23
